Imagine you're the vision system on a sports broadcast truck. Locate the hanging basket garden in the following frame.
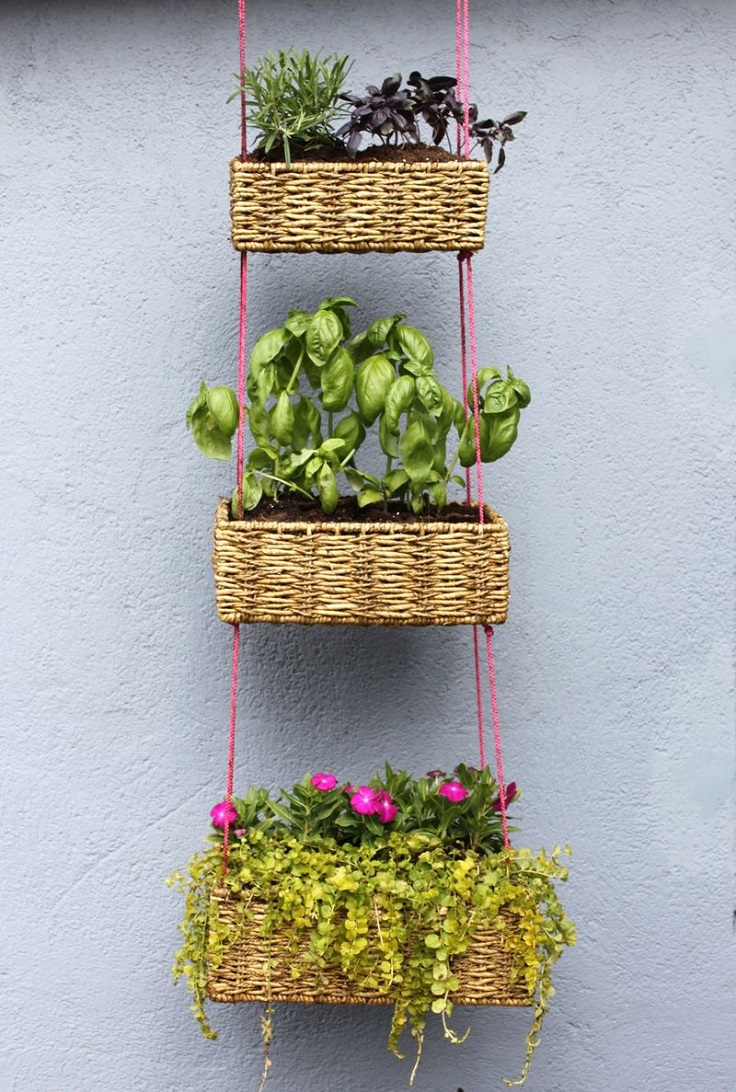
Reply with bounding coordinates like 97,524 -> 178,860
171,767 -> 575,1085
227,52 -> 526,254
188,300 -> 530,628
229,157 -> 490,254
212,497 -> 510,626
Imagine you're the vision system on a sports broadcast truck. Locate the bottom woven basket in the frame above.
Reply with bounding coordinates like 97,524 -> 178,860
206,891 -> 532,1008
212,499 -> 510,626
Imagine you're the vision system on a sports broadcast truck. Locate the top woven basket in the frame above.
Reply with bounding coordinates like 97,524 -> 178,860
229,157 -> 490,253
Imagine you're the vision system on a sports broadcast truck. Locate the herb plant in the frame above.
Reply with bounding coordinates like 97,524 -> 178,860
186,296 -> 530,516
338,68 -> 525,168
170,765 -> 575,1085
230,48 -> 351,167
231,50 -> 525,170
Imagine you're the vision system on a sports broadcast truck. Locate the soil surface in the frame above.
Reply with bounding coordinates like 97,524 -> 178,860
249,141 -> 466,165
236,496 -> 486,525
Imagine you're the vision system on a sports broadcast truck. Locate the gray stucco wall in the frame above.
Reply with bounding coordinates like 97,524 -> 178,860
2,1 -> 735,1089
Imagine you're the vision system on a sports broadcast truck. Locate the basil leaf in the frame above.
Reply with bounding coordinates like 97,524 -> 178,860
356,354 -> 395,425
400,418 -> 434,486
482,407 -> 520,461
394,324 -> 434,370
384,375 -> 415,432
316,462 -> 339,514
321,347 -> 355,411
333,411 -> 365,456
306,309 -> 343,365
250,327 -> 289,371
270,391 -> 295,444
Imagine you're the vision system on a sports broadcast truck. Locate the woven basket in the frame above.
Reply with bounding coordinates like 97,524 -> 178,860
212,498 -> 510,626
229,158 -> 490,253
207,891 -> 531,1007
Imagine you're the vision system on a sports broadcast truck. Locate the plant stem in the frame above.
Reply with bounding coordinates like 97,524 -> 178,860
285,346 -> 305,395
444,418 -> 471,482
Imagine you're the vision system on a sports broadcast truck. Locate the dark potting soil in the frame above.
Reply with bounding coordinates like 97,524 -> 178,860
249,142 -> 467,165
235,496 -> 486,525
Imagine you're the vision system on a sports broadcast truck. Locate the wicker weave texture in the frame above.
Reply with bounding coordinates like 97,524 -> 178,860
207,892 -> 531,1007
212,499 -> 510,626
230,158 -> 490,253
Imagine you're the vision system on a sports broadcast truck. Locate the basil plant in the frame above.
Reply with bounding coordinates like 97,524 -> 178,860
186,296 -> 530,516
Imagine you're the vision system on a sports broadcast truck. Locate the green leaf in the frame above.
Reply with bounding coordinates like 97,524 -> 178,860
206,386 -> 239,434
230,473 -> 262,515
318,295 -> 358,311
482,407 -> 520,461
399,419 -> 434,486
321,347 -> 355,412
424,934 -> 441,949
356,354 -> 395,425
482,381 -> 518,415
357,488 -> 384,508
394,324 -> 434,371
428,481 -> 447,509
271,391 -> 295,444
284,309 -> 311,336
416,376 -> 443,416
366,314 -> 403,348
384,375 -> 416,432
306,309 -> 343,365
250,327 -> 289,371
381,469 -> 409,496
316,462 -> 338,514
189,404 -> 233,460
333,411 -> 365,455
378,414 -> 400,458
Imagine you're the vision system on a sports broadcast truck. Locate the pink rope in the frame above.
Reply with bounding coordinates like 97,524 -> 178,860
457,255 -> 471,505
235,253 -> 248,517
472,626 -> 486,769
462,0 -> 471,158
238,0 -> 247,159
484,625 -> 510,848
455,0 -> 464,156
223,0 -> 249,873
461,253 -> 485,522
222,625 -> 241,873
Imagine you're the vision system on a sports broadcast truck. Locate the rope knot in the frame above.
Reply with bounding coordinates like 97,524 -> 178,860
457,249 -> 473,263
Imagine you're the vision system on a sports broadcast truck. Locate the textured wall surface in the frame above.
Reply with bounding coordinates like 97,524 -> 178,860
2,1 -> 735,1090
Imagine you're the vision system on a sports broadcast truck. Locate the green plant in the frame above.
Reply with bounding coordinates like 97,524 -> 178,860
229,48 -> 351,167
187,297 -> 530,516
170,765 -> 574,1085
231,50 -> 525,170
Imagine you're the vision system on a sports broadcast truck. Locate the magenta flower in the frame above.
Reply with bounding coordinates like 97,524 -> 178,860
438,780 -> 469,803
492,781 -> 517,812
350,786 -> 379,815
311,772 -> 338,792
210,800 -> 238,828
374,791 -> 398,824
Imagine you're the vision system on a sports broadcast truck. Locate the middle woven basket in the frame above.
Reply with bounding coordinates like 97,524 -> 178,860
229,157 -> 490,253
212,498 -> 510,626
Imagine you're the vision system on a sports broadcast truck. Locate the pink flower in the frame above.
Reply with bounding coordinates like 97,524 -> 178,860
492,781 -> 517,812
311,772 -> 338,792
374,791 -> 398,824
438,781 -> 469,803
350,786 -> 379,815
210,800 -> 238,828
234,828 -> 246,837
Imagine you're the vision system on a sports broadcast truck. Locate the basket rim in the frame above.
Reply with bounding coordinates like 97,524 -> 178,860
215,497 -> 507,535
230,156 -> 489,175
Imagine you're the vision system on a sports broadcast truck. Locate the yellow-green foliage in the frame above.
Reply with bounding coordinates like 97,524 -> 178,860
170,831 -> 575,1084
